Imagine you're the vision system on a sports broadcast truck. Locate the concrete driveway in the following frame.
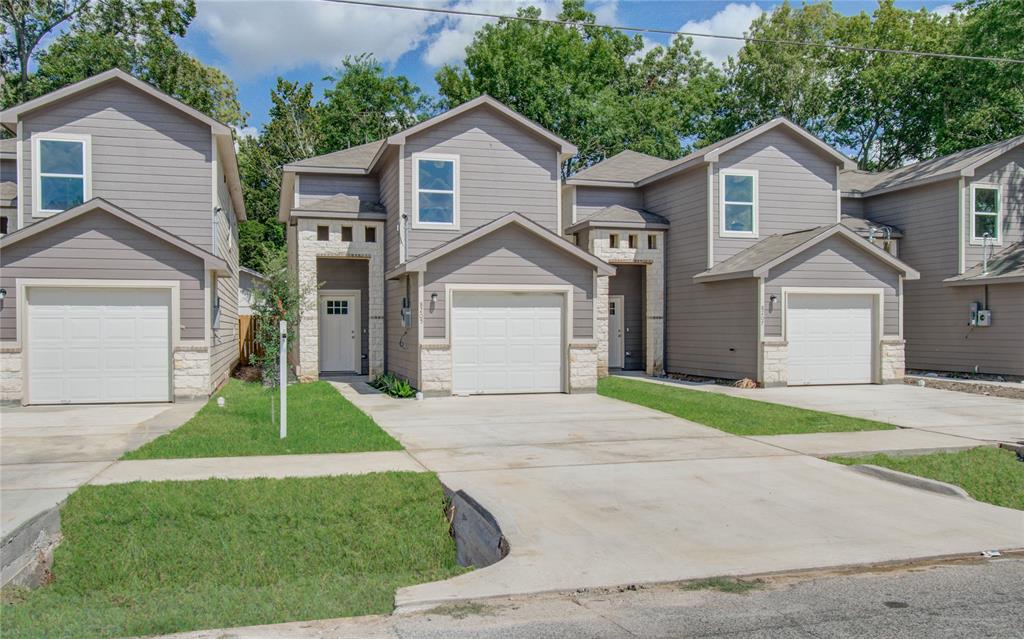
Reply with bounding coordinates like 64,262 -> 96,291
0,401 -> 202,539
331,383 -> 1024,610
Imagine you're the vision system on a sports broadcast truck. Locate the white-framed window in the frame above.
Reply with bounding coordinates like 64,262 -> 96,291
33,133 -> 91,216
970,184 -> 1001,245
412,152 -> 459,228
720,169 -> 758,237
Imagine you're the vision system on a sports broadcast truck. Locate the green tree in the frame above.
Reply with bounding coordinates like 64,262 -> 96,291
2,0 -> 244,127
250,248 -> 318,386
0,0 -> 88,104
435,0 -> 724,175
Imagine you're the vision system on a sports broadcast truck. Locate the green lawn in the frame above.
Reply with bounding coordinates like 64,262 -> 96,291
831,447 -> 1023,510
598,377 -> 896,436
1,473 -> 465,638
124,379 -> 401,459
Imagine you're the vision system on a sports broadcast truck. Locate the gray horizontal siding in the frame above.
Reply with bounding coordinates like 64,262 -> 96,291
297,173 -> 380,208
609,264 -> 645,370
385,275 -> 418,383
421,224 -> 595,341
642,169 -> 758,379
1,158 -> 15,183
21,82 -> 214,250
378,148 -> 401,270
210,168 -> 239,390
964,144 -> 1023,269
715,128 -> 840,263
405,107 -> 560,260
0,207 -> 206,342
318,257 -> 370,374
841,197 -> 864,218
574,186 -> 643,222
764,235 -> 901,338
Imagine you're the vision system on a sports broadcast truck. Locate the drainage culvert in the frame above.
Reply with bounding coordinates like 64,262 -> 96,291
443,485 -> 509,568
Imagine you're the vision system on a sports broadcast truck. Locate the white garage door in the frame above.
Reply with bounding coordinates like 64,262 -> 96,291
451,291 -> 564,395
28,287 -> 171,404
787,293 -> 875,385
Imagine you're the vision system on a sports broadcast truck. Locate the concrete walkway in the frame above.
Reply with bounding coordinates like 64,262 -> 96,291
89,451 -> 424,485
616,373 -> 1024,453
328,381 -> 1024,611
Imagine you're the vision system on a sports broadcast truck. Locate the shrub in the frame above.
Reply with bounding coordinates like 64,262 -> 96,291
369,373 -> 417,398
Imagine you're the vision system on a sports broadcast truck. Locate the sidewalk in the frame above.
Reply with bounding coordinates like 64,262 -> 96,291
89,450 -> 425,485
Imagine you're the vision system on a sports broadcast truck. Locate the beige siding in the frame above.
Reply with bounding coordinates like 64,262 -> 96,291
404,106 -> 560,259
296,173 -> 380,208
643,169 -> 758,379
609,264 -> 645,370
764,236 -> 901,337
864,179 -> 1022,375
385,275 -> 418,382
0,208 -> 205,342
318,257 -> 370,374
715,128 -> 840,263
20,82 -> 214,249
575,186 -> 643,221
421,225 -> 595,340
210,153 -> 239,390
963,144 -> 1023,269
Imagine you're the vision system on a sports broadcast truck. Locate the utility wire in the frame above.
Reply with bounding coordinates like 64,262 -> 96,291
321,0 -> 1024,65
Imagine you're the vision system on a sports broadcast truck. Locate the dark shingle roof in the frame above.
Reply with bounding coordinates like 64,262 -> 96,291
697,226 -> 836,279
568,150 -> 674,185
567,204 -> 668,232
945,242 -> 1024,284
286,140 -> 385,172
840,214 -> 903,239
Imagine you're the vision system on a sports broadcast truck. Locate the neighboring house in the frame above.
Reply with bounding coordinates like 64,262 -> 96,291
280,95 -> 614,394
565,118 -> 920,387
238,266 -> 265,316
0,70 -> 246,405
840,137 -> 1024,377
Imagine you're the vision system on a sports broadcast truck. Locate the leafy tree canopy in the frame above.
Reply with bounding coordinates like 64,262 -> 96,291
435,0 -> 725,175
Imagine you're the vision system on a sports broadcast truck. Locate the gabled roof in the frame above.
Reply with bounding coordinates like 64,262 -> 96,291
567,117 -> 856,188
386,212 -> 615,279
567,151 -> 674,187
0,197 -> 230,275
565,205 -> 669,233
840,214 -> 903,239
240,266 -> 265,280
841,135 -> 1024,197
693,223 -> 918,283
944,242 -> 1024,286
0,69 -> 246,221
284,140 -> 386,174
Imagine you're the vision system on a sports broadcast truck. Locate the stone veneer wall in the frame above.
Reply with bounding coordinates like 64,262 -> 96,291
568,342 -> 598,392
880,339 -> 906,383
419,343 -> 452,396
173,346 -> 211,399
588,229 -> 665,376
295,218 -> 385,381
0,347 -> 22,402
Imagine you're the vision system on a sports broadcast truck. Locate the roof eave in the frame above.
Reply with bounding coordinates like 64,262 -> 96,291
565,219 -> 669,234
635,156 -> 705,187
692,269 -> 755,283
281,164 -> 369,175
943,273 -> 1024,286
564,178 -> 637,188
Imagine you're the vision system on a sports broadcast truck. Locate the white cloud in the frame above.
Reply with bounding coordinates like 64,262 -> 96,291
679,2 -> 766,66
195,0 -> 440,76
930,4 -> 956,17
422,0 -> 561,68
233,125 -> 259,139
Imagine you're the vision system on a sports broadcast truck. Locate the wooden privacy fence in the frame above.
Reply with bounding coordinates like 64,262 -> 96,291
239,315 -> 261,365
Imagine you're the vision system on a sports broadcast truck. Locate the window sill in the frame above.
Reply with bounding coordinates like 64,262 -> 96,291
411,221 -> 460,231
720,231 -> 758,239
969,238 -> 1002,247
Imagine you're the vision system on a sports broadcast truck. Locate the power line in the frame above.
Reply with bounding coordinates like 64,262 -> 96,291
321,0 -> 1024,65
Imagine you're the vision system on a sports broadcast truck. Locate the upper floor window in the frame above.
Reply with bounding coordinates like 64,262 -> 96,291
413,153 -> 459,228
34,134 -> 90,216
970,184 -> 1000,245
720,169 -> 758,237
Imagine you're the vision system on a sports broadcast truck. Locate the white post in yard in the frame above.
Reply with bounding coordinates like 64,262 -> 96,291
279,320 -> 287,439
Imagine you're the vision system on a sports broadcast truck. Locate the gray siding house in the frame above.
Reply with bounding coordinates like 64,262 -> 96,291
841,137 -> 1024,377
566,119 -> 919,387
0,70 -> 246,404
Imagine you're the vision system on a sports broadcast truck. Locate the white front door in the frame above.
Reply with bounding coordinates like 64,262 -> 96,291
319,294 -> 358,372
787,293 -> 875,385
608,295 -> 624,369
451,291 -> 564,395
27,287 -> 171,404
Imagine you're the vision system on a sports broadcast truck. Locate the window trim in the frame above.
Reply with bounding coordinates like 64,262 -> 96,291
719,168 -> 758,238
969,183 -> 1002,246
411,152 -> 460,230
33,133 -> 92,217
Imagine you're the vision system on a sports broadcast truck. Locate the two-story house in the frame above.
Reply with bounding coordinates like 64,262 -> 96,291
0,70 -> 246,404
566,118 -> 920,388
841,137 -> 1024,377
282,100 -> 920,393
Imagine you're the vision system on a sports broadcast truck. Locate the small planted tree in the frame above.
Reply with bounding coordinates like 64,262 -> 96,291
250,248 -> 317,386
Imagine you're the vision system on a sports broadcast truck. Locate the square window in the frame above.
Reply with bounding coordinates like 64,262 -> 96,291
364,226 -> 376,242
340,300 -> 349,315
628,234 -> 637,249
342,226 -> 353,242
609,233 -> 619,248
326,300 -> 341,315
647,234 -> 657,250
317,225 -> 329,241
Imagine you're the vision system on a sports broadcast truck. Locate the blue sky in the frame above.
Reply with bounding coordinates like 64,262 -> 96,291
179,0 -> 954,132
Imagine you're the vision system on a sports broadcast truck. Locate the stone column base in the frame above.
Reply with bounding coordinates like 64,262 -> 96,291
569,342 -> 598,393
881,339 -> 906,383
420,343 -> 452,396
760,341 -> 789,387
173,347 -> 211,399
1,348 -> 23,403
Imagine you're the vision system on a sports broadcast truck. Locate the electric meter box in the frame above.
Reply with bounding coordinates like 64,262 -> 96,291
976,309 -> 992,326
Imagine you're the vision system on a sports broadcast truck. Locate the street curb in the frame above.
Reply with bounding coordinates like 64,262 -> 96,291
850,464 -> 972,500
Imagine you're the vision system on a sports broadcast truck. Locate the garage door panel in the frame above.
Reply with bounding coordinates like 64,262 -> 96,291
28,287 -> 171,404
787,294 -> 874,386
452,292 -> 564,395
